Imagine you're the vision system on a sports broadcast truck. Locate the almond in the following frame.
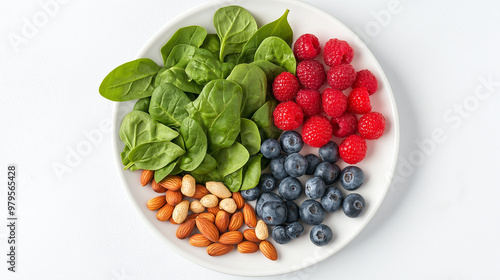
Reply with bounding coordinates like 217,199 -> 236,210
207,243 -> 233,256
255,220 -> 269,240
156,203 -> 174,221
259,240 -> 278,261
198,212 -> 215,223
176,218 -> 196,239
219,198 -> 237,214
189,233 -> 212,247
228,212 -> 244,231
200,194 -> 219,208
195,216 -> 219,242
186,213 -> 199,220
140,170 -> 154,186
243,229 -> 261,243
219,231 -> 243,245
159,175 -> 182,191
232,192 -> 245,209
166,190 -> 182,206
205,181 -> 231,198
151,179 -> 167,193
147,195 -> 166,211
243,203 -> 257,228
215,211 -> 230,233
189,200 -> 205,214
181,174 -> 196,197
172,200 -> 189,224
237,241 -> 259,254
192,184 -> 209,199
206,207 -> 220,215
169,217 -> 178,224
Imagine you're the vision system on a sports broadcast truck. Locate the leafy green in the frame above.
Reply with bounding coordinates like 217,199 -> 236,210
149,83 -> 190,128
254,37 -> 296,74
226,64 -> 267,118
160,26 -> 207,65
251,60 -> 286,84
240,154 -> 262,190
223,168 -> 243,192
154,158 -> 180,182
185,53 -> 226,85
240,118 -> 261,155
179,117 -> 207,171
154,67 -> 203,94
164,44 -> 213,69
119,111 -> 178,149
133,97 -> 151,112
200,34 -> 220,57
213,142 -> 249,177
251,100 -> 281,139
191,154 -> 217,175
191,168 -> 222,184
127,141 -> 185,170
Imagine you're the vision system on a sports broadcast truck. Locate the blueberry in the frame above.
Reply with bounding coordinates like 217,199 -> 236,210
340,166 -> 364,191
284,153 -> 308,177
272,225 -> 292,244
270,154 -> 288,180
310,224 -> 333,246
256,192 -> 283,218
305,177 -> 326,199
261,200 -> 288,226
258,173 -> 277,192
261,138 -> 281,159
318,141 -> 340,163
278,177 -> 303,201
286,222 -> 304,239
314,162 -> 341,184
321,186 -> 344,212
241,187 -> 261,201
280,131 -> 304,154
305,154 -> 322,175
284,200 -> 300,223
299,199 -> 325,225
342,193 -> 365,218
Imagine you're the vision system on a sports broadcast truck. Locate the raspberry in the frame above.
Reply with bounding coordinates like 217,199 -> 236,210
273,101 -> 304,130
331,112 -> 358,138
352,69 -> 378,95
322,88 -> 347,118
296,89 -> 322,117
327,64 -> 356,90
302,115 -> 333,148
272,72 -> 300,101
358,112 -> 385,140
296,60 -> 326,90
339,135 -> 367,164
347,87 -> 371,114
293,34 -> 321,60
323,39 -> 353,67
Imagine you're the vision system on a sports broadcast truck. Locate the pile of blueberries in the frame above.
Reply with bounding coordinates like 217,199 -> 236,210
241,131 -> 366,247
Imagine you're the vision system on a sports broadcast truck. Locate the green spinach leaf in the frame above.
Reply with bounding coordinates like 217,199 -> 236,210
226,64 -> 267,118
200,34 -> 220,57
240,118 -> 261,155
154,158 -> 180,182
179,117 -> 207,171
251,60 -> 286,84
149,83 -> 190,128
119,111 -> 178,150
254,37 -> 296,74
191,168 -> 222,184
185,53 -> 225,85
191,154 -> 217,175
251,100 -> 281,139
127,141 -> 185,170
160,26 -> 207,65
223,168 -> 243,192
164,44 -> 214,69
213,141 -> 249,177
240,154 -> 262,190
133,97 -> 151,113
154,67 -> 203,94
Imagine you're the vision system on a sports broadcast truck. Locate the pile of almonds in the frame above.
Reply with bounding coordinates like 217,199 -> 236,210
140,170 -> 278,261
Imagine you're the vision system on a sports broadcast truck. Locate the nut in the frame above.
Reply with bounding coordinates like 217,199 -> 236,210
156,203 -> 174,221
181,174 -> 196,197
237,241 -> 259,254
189,200 -> 205,214
228,212 -> 244,231
259,240 -> 278,261
243,229 -> 261,243
218,231 -> 243,245
215,211 -> 230,233
243,203 -> 257,228
232,192 -> 245,209
200,194 -> 219,208
206,243 -> 233,256
206,207 -> 220,215
189,233 -> 212,247
159,175 -> 182,191
166,190 -> 182,206
172,200 -> 189,224
195,216 -> 219,242
151,179 -> 167,193
255,220 -> 269,240
140,170 -> 154,186
175,218 -> 196,239
192,184 -> 209,199
219,198 -> 237,214
198,212 -> 215,223
147,195 -> 166,211
205,181 -> 231,198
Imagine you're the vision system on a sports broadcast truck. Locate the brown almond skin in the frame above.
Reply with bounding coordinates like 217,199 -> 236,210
232,192 -> 245,209
169,217 -> 179,224
259,240 -> 278,261
207,207 -> 221,215
159,175 -> 182,191
156,203 -> 174,221
243,229 -> 261,243
198,212 -> 215,223
186,213 -> 199,220
207,243 -> 234,256
237,241 -> 259,253
228,212 -> 244,231
215,211 -> 230,233
151,179 -> 167,193
176,219 -> 196,239
218,231 -> 243,245
147,196 -> 166,211
195,217 -> 220,242
140,170 -> 154,186
243,203 -> 257,228
189,234 -> 213,247
166,190 -> 183,206
192,184 -> 210,200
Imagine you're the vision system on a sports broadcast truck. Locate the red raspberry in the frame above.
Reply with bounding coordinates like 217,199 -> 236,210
272,72 -> 300,101
352,69 -> 378,95
339,135 -> 367,164
302,115 -> 333,148
323,39 -> 353,67
293,34 -> 321,60
347,87 -> 372,114
322,88 -> 347,118
331,112 -> 358,138
295,89 -> 322,117
273,101 -> 304,130
296,60 -> 326,90
358,112 -> 386,140
327,64 -> 356,90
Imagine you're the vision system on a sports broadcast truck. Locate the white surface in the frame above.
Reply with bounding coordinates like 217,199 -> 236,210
1,0 -> 499,279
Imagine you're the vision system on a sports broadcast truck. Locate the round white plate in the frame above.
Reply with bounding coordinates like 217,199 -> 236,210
113,0 -> 399,276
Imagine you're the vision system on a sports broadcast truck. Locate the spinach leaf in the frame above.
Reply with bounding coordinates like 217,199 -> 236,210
133,97 -> 151,113
214,6 -> 258,61
149,83 -> 190,128
154,158 -> 180,182
185,53 -> 225,85
254,37 -> 296,74
160,26 -> 207,65
251,100 -> 281,139
164,44 -> 214,69
191,168 -> 222,184
223,168 -> 243,192
240,118 -> 261,155
238,10 -> 292,64
227,64 -> 267,118
240,154 -> 262,190
127,141 -> 185,170
200,34 -> 220,57
191,154 -> 217,175
155,67 -> 203,94
213,141 -> 249,177
251,60 -> 286,84
99,58 -> 161,101
179,117 -> 207,171
119,111 -> 178,150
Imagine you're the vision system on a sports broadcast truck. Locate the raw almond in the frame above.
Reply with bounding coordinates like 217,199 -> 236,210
207,243 -> 233,256
192,184 -> 210,199
156,203 -> 174,221
195,216 -> 219,242
166,190 -> 182,206
189,200 -> 205,214
243,229 -> 261,243
205,181 -> 231,198
237,241 -> 259,254
259,240 -> 278,261
243,203 -> 257,228
219,231 -> 243,245
219,198 -> 237,214
186,213 -> 199,220
232,192 -> 245,209
159,175 -> 182,191
228,212 -> 244,231
215,211 -> 230,233
172,200 -> 189,224
151,179 -> 167,193
206,207 -> 220,215
181,174 -> 196,197
200,194 -> 219,208
189,233 -> 212,247
169,217 -> 178,224
147,195 -> 166,211
140,170 -> 154,186
198,212 -> 215,223
255,220 -> 269,240
175,218 -> 196,239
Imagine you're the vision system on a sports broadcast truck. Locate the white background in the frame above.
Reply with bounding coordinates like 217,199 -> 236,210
1,0 -> 500,279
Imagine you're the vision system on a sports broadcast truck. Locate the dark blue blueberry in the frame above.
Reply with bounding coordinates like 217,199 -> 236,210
286,222 -> 304,239
278,177 -> 303,201
256,192 -> 283,218
321,186 -> 344,213
280,131 -> 304,154
305,154 -> 322,175
342,193 -> 365,218
318,141 -> 339,163
305,177 -> 326,199
261,138 -> 281,159
261,200 -> 288,226
299,199 -> 325,225
314,162 -> 341,184
310,224 -> 333,246
258,173 -> 277,192
272,225 -> 292,244
284,200 -> 299,223
340,166 -> 365,191
270,154 -> 288,180
284,153 -> 308,177
241,187 -> 261,201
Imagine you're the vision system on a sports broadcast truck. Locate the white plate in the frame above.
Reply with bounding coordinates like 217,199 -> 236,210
112,0 -> 400,276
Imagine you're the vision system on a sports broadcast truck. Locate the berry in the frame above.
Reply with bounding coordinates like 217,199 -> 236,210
339,135 -> 367,164
323,39 -> 353,67
261,138 -> 281,159
258,173 -> 277,192
314,162 -> 341,185
340,166 -> 364,191
273,101 -> 304,130
256,192 -> 283,219
272,225 -> 292,244
270,154 -> 288,180
241,187 -> 261,201
305,177 -> 326,199
284,153 -> 308,177
310,224 -> 333,246
327,64 -> 356,90
272,72 -> 299,101
261,200 -> 288,226
278,177 -> 303,201
342,193 -> 365,218
358,112 -> 386,140
318,141 -> 340,163
305,154 -> 322,175
321,186 -> 344,213
302,115 -> 333,148
295,89 -> 322,117
321,88 -> 347,118
286,222 -> 304,239
284,200 -> 300,223
280,130 -> 304,153
352,69 -> 378,94
296,60 -> 326,90
293,34 -> 321,60
347,87 -> 372,114
331,112 -> 358,138
299,199 -> 325,225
